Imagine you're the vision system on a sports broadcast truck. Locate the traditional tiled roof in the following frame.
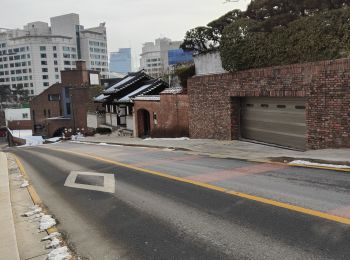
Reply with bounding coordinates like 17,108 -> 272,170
103,70 -> 152,94
94,93 -> 110,102
118,79 -> 168,103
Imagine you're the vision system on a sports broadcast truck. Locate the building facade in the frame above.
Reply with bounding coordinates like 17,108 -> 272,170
4,108 -> 31,130
188,58 -> 350,150
140,38 -> 181,78
30,60 -> 102,137
109,48 -> 132,74
0,13 -> 108,97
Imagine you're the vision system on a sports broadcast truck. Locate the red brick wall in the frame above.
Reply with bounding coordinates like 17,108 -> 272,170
159,94 -> 189,137
188,58 -> 350,149
7,120 -> 32,130
30,83 -> 64,135
134,100 -> 161,137
134,94 -> 190,138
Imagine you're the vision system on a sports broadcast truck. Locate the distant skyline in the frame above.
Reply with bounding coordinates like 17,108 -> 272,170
1,0 -> 249,68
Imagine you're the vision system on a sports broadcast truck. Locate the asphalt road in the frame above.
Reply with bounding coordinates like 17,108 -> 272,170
11,142 -> 350,260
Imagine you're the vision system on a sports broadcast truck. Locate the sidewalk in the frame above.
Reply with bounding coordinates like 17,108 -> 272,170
82,134 -> 350,165
0,152 -> 20,260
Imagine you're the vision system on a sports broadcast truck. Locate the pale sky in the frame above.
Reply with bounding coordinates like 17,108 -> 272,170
1,0 -> 249,68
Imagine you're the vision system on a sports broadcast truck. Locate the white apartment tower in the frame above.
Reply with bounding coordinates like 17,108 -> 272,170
140,38 -> 182,78
0,13 -> 108,96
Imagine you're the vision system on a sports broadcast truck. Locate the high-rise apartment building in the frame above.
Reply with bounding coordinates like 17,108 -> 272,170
140,38 -> 181,78
109,48 -> 132,74
0,13 -> 108,96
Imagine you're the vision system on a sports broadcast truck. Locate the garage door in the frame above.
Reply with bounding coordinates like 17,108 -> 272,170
241,97 -> 307,150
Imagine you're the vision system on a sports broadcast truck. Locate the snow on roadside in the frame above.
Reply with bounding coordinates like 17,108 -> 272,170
39,215 -> 56,231
47,246 -> 71,260
71,133 -> 85,141
23,206 -> 42,217
144,137 -> 190,141
46,137 -> 61,142
20,180 -> 29,188
289,160 -> 350,169
45,237 -> 61,249
42,232 -> 61,241
10,130 -> 33,138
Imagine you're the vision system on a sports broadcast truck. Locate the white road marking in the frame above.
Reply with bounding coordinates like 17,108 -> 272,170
64,171 -> 115,193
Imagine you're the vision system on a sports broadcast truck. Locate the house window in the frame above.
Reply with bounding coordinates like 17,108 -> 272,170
40,46 -> 46,51
22,113 -> 28,119
153,112 -> 157,125
48,94 -> 60,101
66,103 -> 71,115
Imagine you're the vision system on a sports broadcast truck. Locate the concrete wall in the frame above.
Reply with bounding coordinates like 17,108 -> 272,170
188,58 -> 350,150
194,51 -> 226,76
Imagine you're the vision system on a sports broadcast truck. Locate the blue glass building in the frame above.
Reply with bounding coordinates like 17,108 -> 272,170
168,49 -> 193,65
109,48 -> 132,74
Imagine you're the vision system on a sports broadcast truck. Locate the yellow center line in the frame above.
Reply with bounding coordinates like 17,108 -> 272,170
24,147 -> 350,225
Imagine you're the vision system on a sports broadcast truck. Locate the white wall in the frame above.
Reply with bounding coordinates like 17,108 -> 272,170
4,108 -> 31,123
194,51 -> 226,76
126,115 -> 134,131
87,112 -> 106,128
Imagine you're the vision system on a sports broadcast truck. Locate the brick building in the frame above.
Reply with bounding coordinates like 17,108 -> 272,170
188,58 -> 350,150
134,87 -> 189,138
30,60 -> 102,137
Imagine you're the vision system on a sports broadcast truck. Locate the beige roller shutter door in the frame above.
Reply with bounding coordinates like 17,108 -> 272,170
241,97 -> 307,150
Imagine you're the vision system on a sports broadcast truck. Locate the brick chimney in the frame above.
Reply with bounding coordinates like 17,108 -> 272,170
75,60 -> 87,71
61,60 -> 92,86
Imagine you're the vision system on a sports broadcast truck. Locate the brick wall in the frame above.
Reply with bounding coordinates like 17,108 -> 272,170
134,94 -> 190,138
159,94 -> 189,137
30,83 -> 64,135
188,58 -> 350,149
7,120 -> 32,130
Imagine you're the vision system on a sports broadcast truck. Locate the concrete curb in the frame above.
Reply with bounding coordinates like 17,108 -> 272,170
70,140 -> 350,173
0,152 -> 20,260
71,140 -> 192,151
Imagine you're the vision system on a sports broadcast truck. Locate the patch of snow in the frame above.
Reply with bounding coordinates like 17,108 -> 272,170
47,246 -> 71,260
162,148 -> 175,152
289,160 -> 350,169
39,215 -> 56,231
71,133 -> 85,141
161,87 -> 183,94
46,137 -> 61,142
20,180 -> 29,188
42,232 -> 62,241
133,95 -> 160,101
46,237 -> 61,249
144,137 -> 190,141
11,129 -> 33,138
23,206 -> 42,217
70,141 -> 122,147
